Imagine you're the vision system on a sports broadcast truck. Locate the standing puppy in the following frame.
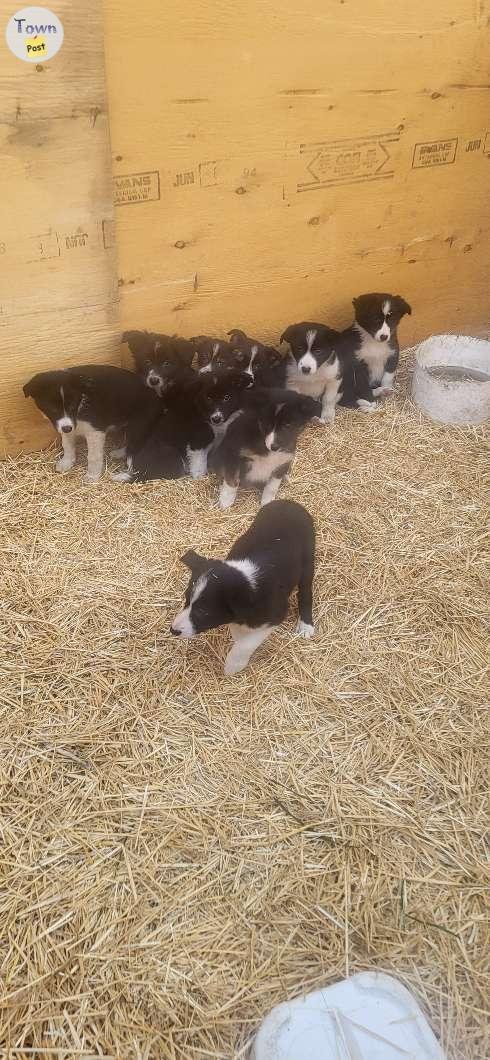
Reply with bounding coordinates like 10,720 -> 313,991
170,499 -> 315,675
210,389 -> 320,509
227,329 -> 287,387
335,293 -> 412,411
23,365 -> 158,482
280,323 -> 341,424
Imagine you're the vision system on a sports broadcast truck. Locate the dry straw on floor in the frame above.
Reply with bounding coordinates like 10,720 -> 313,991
0,366 -> 488,1059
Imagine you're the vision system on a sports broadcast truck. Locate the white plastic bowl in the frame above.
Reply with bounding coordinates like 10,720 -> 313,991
252,971 -> 446,1060
411,334 -> 490,425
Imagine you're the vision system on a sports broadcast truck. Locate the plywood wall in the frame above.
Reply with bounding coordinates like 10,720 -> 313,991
104,0 -> 490,362
1,1 -> 489,455
0,0 -> 119,455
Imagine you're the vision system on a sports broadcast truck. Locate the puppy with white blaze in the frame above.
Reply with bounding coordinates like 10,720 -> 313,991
280,323 -> 341,424
171,499 -> 315,676
23,364 -> 159,482
209,388 -> 320,510
334,292 -> 412,412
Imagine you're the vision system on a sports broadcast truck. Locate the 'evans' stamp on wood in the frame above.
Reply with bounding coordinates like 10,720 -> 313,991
113,171 -> 160,206
412,139 -> 458,169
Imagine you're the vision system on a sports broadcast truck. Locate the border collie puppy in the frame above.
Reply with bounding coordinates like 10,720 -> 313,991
335,293 -> 412,411
170,499 -> 315,675
210,388 -> 320,509
190,336 -> 235,373
23,365 -> 158,482
123,330 -> 195,394
227,329 -> 287,387
115,368 -> 252,483
280,323 -> 341,424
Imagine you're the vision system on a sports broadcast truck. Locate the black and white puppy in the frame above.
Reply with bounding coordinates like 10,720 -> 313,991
210,388 -> 320,509
170,499 -> 315,675
115,368 -> 252,483
227,329 -> 287,388
280,323 -> 341,424
23,364 -> 158,482
190,336 -> 235,374
123,330 -> 195,394
335,293 -> 412,411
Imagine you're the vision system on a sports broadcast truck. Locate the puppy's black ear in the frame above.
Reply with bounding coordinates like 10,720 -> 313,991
227,329 -> 247,343
122,330 -> 148,350
394,296 -> 412,316
279,326 -> 294,345
23,379 -> 34,398
226,577 -> 254,620
352,298 -> 359,309
180,550 -> 209,575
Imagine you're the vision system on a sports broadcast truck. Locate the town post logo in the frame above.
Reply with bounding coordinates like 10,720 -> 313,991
6,7 -> 63,62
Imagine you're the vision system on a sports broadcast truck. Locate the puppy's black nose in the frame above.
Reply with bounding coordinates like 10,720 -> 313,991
148,374 -> 160,387
170,626 -> 181,636
61,424 -> 73,433
211,413 -> 223,424
379,334 -> 389,342
301,365 -> 312,374
270,442 -> 280,451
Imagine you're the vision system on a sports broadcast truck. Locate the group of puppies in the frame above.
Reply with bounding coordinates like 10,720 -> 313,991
23,291 -> 411,673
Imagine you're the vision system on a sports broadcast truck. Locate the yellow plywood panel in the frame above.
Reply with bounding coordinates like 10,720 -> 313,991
0,0 -> 119,455
104,0 -> 490,360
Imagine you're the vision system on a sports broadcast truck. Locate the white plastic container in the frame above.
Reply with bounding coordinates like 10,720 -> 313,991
411,334 -> 490,425
252,971 -> 446,1060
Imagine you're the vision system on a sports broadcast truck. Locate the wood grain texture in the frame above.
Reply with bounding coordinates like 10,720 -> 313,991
0,0 -> 119,455
103,0 -> 490,362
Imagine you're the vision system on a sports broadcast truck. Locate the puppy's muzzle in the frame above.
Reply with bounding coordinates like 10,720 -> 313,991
148,373 -> 161,388
211,412 -> 223,425
170,626 -> 181,636
301,364 -> 312,374
61,424 -> 73,433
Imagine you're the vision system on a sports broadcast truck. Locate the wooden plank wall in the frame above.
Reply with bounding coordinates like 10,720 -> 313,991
103,0 -> 490,363
0,0 -> 119,455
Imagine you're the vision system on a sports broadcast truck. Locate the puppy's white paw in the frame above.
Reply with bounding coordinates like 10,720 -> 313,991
219,484 -> 237,510
224,652 -> 248,676
311,415 -> 332,427
295,619 -> 315,639
84,471 -> 102,483
111,471 -> 132,483
55,457 -> 76,474
357,399 -> 379,414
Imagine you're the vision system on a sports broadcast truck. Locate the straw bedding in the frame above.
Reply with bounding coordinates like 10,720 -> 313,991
0,363 -> 488,1059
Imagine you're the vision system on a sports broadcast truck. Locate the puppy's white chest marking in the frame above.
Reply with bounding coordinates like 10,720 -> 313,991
355,333 -> 391,384
243,449 -> 290,484
286,356 -> 338,399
